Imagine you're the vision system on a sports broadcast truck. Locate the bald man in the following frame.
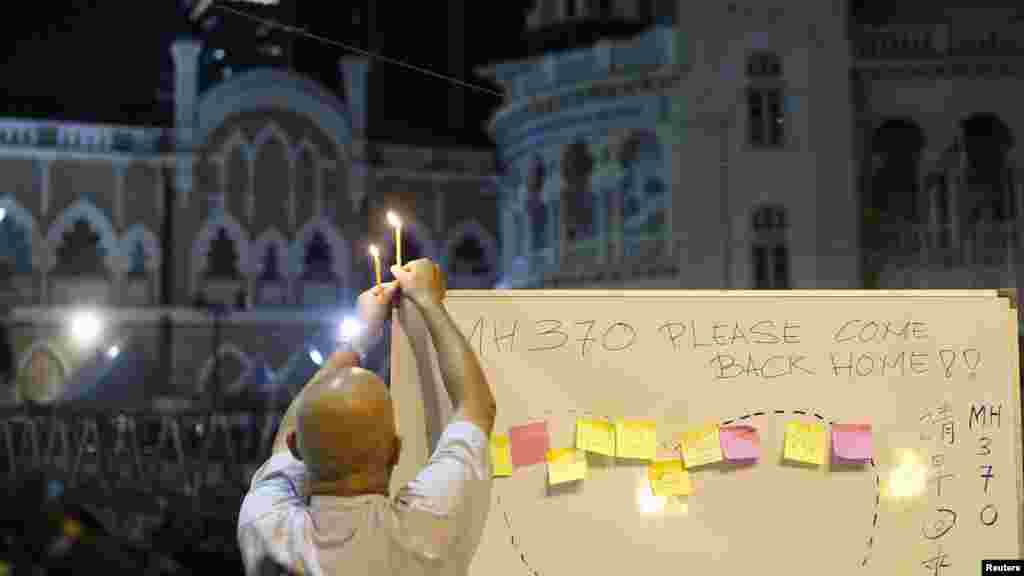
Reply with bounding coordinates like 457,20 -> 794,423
237,258 -> 496,576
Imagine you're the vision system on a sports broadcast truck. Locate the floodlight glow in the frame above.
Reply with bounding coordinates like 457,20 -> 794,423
386,211 -> 401,228
106,346 -> 120,359
309,348 -> 324,366
0,207 -> 6,221
368,245 -> 379,257
69,310 -> 103,348
339,316 -> 363,343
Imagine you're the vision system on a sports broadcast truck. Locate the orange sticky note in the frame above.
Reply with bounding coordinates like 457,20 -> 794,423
679,424 -> 724,468
491,434 -> 513,477
648,459 -> 693,496
614,419 -> 657,460
546,448 -> 587,485
576,418 -> 615,456
784,421 -> 827,466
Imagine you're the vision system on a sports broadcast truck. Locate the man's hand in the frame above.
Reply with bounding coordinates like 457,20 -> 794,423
390,259 -> 447,310
356,281 -> 399,337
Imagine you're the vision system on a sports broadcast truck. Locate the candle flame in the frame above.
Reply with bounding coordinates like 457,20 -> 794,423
368,244 -> 379,257
386,211 -> 402,228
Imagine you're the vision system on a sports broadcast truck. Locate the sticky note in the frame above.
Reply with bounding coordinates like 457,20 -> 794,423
678,424 -> 724,468
547,448 -> 587,485
784,421 -> 827,466
491,434 -> 513,477
614,419 -> 657,460
509,421 -> 550,468
720,425 -> 761,461
648,459 -> 693,496
832,424 -> 873,462
576,418 -> 616,456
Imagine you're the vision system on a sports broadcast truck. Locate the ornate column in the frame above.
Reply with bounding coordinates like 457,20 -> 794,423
170,38 -> 203,205
37,159 -> 51,217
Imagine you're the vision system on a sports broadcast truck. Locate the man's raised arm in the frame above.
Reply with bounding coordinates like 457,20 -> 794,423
392,260 -> 496,436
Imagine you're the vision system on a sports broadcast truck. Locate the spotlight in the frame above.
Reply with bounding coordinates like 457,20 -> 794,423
309,348 -> 323,366
338,316 -> 363,343
106,346 -> 120,359
69,310 -> 103,349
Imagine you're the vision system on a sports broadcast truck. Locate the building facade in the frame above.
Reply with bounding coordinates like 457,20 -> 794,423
2,38 -> 498,404
488,1 -> 1024,293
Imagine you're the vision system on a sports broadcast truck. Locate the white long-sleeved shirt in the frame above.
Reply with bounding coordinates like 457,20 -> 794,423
237,421 -> 492,576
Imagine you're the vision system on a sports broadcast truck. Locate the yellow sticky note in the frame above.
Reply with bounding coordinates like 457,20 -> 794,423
576,418 -> 616,456
491,434 -> 513,477
784,421 -> 827,466
615,420 -> 657,460
678,424 -> 724,468
547,448 -> 588,485
648,459 -> 693,496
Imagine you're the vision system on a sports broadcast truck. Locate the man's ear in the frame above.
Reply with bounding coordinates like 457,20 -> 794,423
287,430 -> 302,461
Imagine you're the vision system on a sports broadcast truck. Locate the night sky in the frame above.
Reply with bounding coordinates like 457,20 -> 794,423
0,0 -> 531,147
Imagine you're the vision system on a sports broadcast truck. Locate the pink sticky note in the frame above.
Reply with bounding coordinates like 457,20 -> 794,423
720,425 -> 760,461
832,424 -> 873,462
509,421 -> 550,468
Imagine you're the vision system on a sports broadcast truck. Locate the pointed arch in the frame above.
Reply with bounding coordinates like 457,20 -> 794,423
119,223 -> 161,273
0,194 -> 39,271
252,226 -> 290,279
253,122 -> 295,162
220,128 -> 252,159
290,217 -> 352,283
196,341 -> 252,395
46,198 -> 118,272
443,219 -> 499,276
191,212 -> 251,294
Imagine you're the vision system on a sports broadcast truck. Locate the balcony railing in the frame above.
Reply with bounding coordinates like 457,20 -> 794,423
853,22 -> 1024,61
511,233 -> 678,286
0,118 -> 168,154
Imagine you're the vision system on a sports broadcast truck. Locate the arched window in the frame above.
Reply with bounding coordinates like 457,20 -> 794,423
260,244 -> 282,281
54,220 -> 104,276
0,215 -> 32,278
303,231 -> 333,281
127,241 -> 147,276
962,113 -> 1015,223
226,141 -> 249,220
746,52 -> 785,148
526,155 -> 548,251
253,127 -> 291,234
207,228 -> 241,279
751,205 -> 790,289
561,140 -> 595,242
451,235 -> 491,276
871,118 -> 925,222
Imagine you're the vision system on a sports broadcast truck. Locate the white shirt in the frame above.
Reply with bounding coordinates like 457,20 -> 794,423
237,421 -> 492,576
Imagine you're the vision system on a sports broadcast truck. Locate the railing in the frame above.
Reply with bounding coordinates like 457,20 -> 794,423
853,22 -> 1024,60
0,118 -> 167,154
0,406 -> 283,541
513,233 -> 678,286
503,26 -> 677,101
864,220 -> 1023,271
373,143 -> 495,175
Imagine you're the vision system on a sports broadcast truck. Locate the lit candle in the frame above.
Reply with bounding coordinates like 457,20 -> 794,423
386,211 -> 403,267
368,244 -> 382,286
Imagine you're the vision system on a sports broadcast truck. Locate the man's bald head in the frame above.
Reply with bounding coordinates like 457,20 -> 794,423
294,365 -> 400,493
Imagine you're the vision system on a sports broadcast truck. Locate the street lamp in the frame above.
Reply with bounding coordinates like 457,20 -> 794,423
68,309 -> 103,349
308,348 -> 324,366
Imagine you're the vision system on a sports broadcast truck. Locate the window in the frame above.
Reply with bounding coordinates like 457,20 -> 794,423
303,231 -> 333,281
746,52 -> 785,148
54,220 -> 104,276
751,205 -> 790,289
207,228 -> 240,279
